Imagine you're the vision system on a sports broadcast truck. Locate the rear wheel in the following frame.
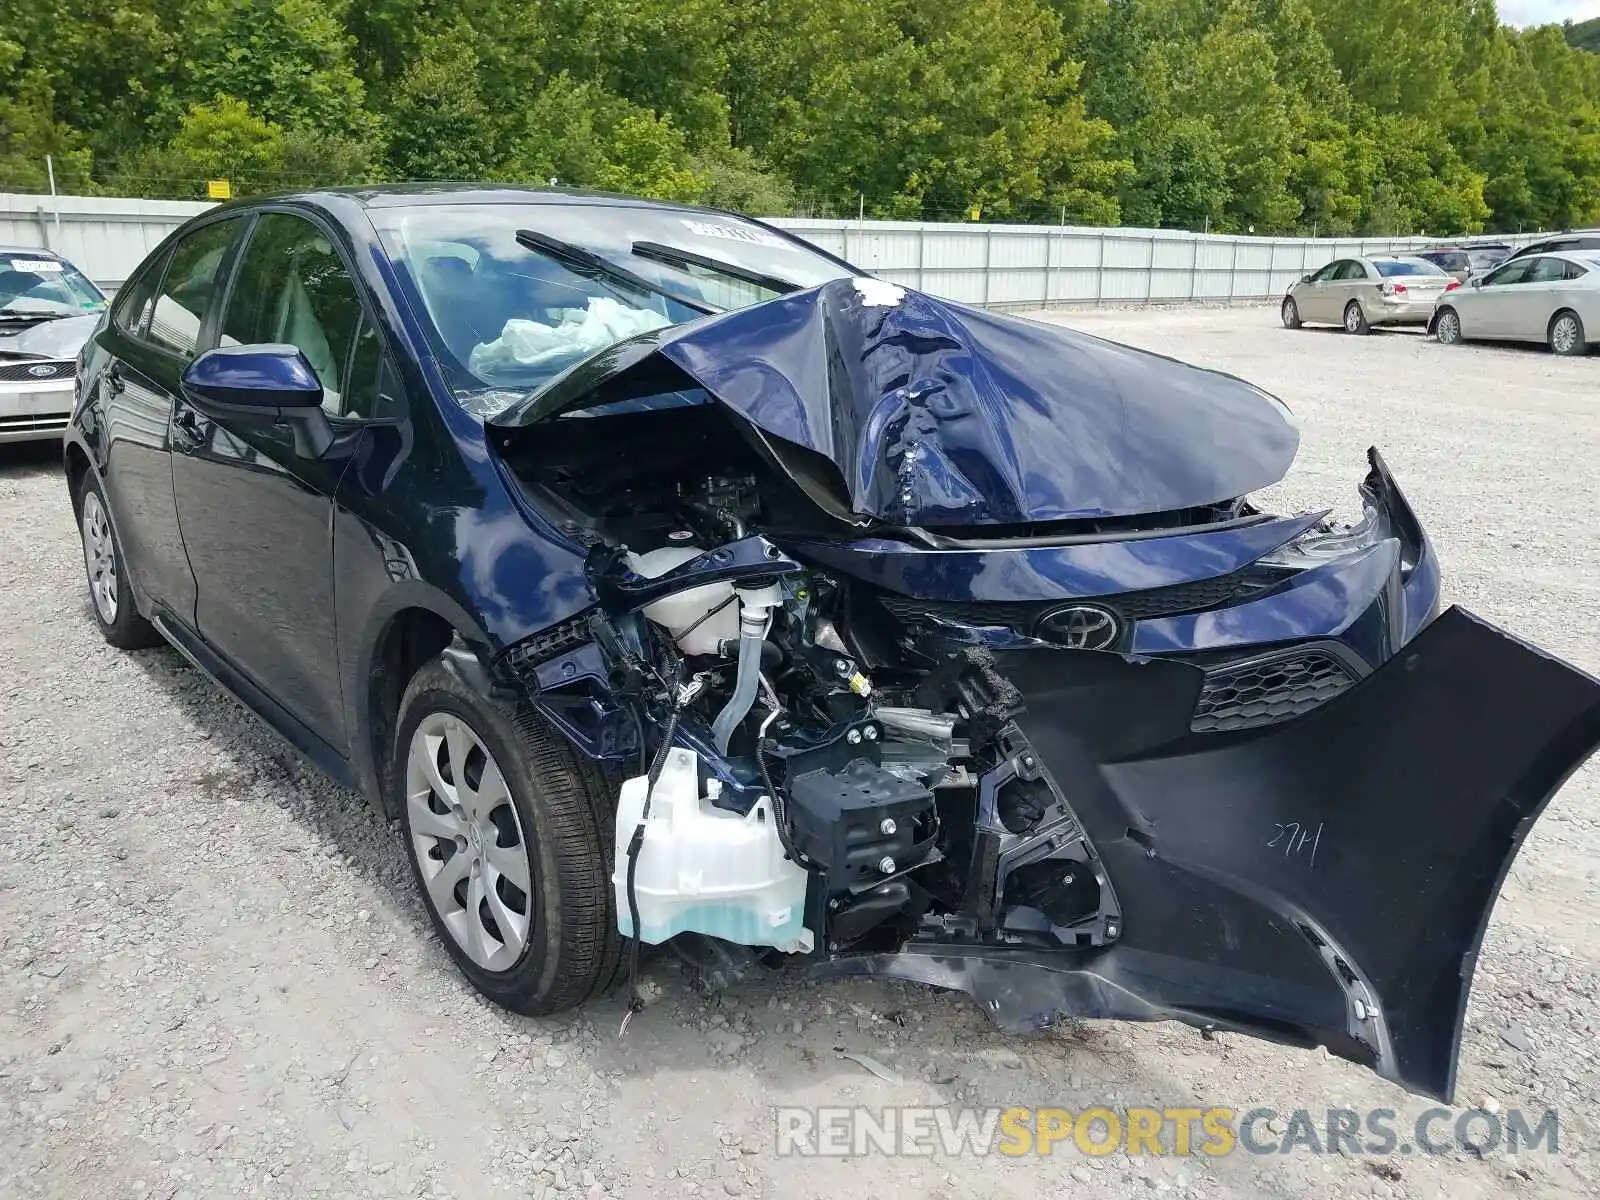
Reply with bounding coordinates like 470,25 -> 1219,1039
1435,307 -> 1464,346
1343,300 -> 1370,335
75,475 -> 162,650
1281,297 -> 1302,329
1549,310 -> 1587,356
395,659 -> 624,1014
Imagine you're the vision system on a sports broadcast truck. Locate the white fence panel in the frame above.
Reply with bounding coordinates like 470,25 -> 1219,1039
1,193 -> 212,290
1,193 -> 1531,307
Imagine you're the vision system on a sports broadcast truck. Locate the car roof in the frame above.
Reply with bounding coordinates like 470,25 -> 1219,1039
0,245 -> 72,260
204,183 -> 739,219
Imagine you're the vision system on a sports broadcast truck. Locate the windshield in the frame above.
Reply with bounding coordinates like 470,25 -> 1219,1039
0,255 -> 106,317
1375,258 -> 1447,277
372,202 -> 853,415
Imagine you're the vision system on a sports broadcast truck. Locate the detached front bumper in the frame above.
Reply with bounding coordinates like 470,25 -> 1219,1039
827,607 -> 1600,1101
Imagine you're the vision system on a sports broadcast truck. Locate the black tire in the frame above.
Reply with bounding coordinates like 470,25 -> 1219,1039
74,472 -> 163,650
1281,296 -> 1302,329
1549,310 -> 1587,356
394,659 -> 625,1014
1435,306 -> 1464,346
1343,300 -> 1370,336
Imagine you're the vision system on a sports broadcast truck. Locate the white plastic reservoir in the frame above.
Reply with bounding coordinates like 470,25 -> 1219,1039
613,748 -> 813,953
626,544 -> 739,656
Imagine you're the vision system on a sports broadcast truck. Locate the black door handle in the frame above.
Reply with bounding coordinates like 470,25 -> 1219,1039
172,407 -> 205,444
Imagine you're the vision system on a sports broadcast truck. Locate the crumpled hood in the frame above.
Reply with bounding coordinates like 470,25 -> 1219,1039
0,312 -> 100,360
496,278 -> 1299,526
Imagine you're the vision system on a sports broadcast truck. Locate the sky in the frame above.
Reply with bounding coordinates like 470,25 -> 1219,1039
1499,0 -> 1600,25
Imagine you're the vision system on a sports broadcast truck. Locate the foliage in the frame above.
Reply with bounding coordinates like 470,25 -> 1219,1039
1,0 -> 1599,234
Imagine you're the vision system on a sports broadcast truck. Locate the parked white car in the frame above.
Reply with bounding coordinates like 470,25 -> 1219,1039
1431,251 -> 1600,356
0,247 -> 108,442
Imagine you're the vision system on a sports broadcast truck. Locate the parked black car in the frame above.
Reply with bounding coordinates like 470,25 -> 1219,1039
1505,230 -> 1600,262
64,186 -> 1600,1103
1414,244 -> 1511,282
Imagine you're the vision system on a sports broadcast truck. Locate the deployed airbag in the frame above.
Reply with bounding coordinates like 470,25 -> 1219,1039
470,298 -> 671,378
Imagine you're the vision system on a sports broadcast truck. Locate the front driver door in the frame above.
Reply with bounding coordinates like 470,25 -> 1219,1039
170,210 -> 375,755
1470,258 -> 1535,338
1299,261 -> 1339,322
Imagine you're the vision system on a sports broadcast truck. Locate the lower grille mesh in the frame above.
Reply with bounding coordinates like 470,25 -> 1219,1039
1190,650 -> 1358,732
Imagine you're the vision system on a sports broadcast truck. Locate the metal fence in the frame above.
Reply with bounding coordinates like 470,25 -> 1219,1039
1,192 -> 212,292
2,191 -> 1525,304
765,219 -> 1520,309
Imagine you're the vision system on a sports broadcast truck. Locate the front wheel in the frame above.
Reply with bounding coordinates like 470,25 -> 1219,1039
1435,307 -> 1464,346
1281,297 -> 1302,329
395,659 -> 624,1014
1549,310 -> 1587,356
75,474 -> 162,650
1343,301 -> 1370,335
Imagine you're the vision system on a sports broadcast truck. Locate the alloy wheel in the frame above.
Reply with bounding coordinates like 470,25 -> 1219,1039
1344,304 -> 1362,333
1437,310 -> 1461,345
1281,298 -> 1298,328
405,712 -> 533,972
1552,314 -> 1580,355
81,490 -> 119,624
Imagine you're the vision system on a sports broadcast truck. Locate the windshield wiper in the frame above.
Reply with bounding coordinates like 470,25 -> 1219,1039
629,241 -> 801,297
514,230 -> 719,316
0,308 -> 74,321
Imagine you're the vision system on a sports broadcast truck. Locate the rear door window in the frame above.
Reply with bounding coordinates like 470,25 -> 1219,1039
1527,258 -> 1569,284
147,219 -> 246,356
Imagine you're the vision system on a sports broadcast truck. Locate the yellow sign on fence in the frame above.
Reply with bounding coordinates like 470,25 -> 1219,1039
207,179 -> 232,200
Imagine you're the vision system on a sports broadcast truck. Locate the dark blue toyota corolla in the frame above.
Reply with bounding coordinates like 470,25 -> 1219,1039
64,185 -> 1600,1101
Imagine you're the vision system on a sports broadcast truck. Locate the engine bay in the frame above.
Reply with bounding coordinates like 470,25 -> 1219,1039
502,401 -> 1123,971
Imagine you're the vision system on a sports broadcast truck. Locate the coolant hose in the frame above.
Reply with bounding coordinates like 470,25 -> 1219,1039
711,621 -> 765,754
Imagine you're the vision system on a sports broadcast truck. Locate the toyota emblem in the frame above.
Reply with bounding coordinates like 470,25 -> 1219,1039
1035,604 -> 1120,650
27,363 -> 59,378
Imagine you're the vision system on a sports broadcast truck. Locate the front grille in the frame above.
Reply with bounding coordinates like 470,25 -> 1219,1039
878,565 -> 1287,634
0,414 -> 70,437
0,359 -> 72,382
1190,649 -> 1358,733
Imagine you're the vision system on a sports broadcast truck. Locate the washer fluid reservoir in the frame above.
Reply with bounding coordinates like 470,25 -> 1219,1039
614,748 -> 813,953
626,541 -> 739,656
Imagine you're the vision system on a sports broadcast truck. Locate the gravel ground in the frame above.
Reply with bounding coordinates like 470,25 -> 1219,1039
1,305 -> 1597,1200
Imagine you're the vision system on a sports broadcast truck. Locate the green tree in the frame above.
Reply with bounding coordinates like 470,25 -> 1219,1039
384,26 -> 501,180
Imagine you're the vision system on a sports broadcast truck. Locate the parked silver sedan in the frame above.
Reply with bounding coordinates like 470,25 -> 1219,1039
1281,255 -> 1458,334
0,248 -> 108,443
1432,251 -> 1599,356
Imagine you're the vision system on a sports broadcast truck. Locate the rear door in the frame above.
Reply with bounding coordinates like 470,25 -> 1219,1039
89,216 -> 249,622
170,209 -> 380,754
1506,257 -> 1569,341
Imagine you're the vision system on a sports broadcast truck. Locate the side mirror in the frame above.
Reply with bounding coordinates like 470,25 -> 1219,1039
1300,274 -> 1312,284
1470,277 -> 1483,288
181,344 -> 333,458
